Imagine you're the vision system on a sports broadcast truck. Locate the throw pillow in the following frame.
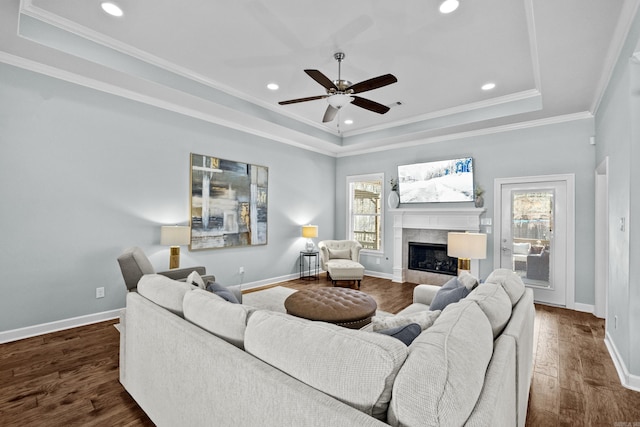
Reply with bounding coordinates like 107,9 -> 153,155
458,270 -> 479,290
206,281 -> 240,304
429,276 -> 470,311
328,248 -> 351,259
377,323 -> 421,346
186,271 -> 205,289
371,310 -> 441,332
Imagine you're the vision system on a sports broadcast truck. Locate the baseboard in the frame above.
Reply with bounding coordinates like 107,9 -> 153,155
604,331 -> 640,392
240,272 -> 300,292
2,271 -> 393,342
364,270 -> 393,280
0,309 -> 122,344
573,302 -> 595,314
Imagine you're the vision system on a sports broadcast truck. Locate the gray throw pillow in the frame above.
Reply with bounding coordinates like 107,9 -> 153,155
429,277 -> 470,311
206,281 -> 239,304
377,323 -> 421,346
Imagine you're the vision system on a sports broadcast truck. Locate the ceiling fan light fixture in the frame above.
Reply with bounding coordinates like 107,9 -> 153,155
327,94 -> 353,109
439,0 -> 459,14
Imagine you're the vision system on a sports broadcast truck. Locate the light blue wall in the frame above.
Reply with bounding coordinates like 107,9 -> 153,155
0,63 -> 335,332
595,7 -> 640,377
336,119 -> 596,304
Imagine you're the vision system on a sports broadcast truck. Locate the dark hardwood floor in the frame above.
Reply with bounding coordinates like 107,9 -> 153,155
1,276 -> 638,426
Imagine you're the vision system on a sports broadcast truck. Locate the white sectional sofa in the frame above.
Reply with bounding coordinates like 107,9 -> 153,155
119,269 -> 534,427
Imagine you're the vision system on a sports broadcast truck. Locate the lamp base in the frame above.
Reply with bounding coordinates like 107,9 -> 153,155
169,246 -> 181,269
305,239 -> 315,252
457,258 -> 470,272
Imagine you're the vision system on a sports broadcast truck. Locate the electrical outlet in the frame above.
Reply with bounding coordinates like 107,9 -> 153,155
96,287 -> 105,299
239,266 -> 245,274
376,258 -> 380,265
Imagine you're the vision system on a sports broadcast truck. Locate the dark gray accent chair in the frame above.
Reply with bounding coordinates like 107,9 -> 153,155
117,246 -> 214,292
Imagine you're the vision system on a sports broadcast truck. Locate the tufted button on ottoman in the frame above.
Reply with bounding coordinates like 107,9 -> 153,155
284,287 -> 377,329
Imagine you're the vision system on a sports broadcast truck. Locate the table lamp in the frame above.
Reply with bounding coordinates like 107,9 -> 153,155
301,225 -> 318,252
161,225 -> 190,269
447,232 -> 487,273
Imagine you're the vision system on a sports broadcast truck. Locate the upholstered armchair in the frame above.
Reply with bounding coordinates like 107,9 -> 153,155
527,249 -> 550,281
317,240 -> 365,288
117,246 -> 214,292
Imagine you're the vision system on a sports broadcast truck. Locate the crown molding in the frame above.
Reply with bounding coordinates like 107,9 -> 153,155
591,0 -> 640,114
336,111 -> 594,158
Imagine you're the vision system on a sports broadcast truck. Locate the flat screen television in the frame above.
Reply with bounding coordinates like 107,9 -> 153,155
397,157 -> 474,203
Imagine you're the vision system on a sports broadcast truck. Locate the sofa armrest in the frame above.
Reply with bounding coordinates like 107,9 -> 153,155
158,266 -> 211,282
413,284 -> 441,305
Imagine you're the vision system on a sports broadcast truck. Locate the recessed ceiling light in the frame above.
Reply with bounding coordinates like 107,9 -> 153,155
344,119 -> 354,125
101,2 -> 123,17
439,0 -> 459,14
481,82 -> 496,91
267,83 -> 279,91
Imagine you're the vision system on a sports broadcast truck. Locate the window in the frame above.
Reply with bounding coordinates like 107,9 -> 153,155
346,173 -> 384,253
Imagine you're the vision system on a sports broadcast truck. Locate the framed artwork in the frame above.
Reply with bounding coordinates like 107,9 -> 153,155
190,153 -> 268,250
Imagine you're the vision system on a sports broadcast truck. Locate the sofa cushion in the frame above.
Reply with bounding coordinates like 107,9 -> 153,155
388,300 -> 494,427
371,309 -> 441,332
513,242 -> 531,255
377,323 -> 421,346
466,283 -> 512,338
245,310 -> 408,420
183,289 -> 254,349
429,276 -> 470,311
205,281 -> 240,304
137,274 -> 194,317
485,268 -> 526,306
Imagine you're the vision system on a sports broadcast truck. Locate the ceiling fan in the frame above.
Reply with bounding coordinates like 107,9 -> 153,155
278,52 -> 398,123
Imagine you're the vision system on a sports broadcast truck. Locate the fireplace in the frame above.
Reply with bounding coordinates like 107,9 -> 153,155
408,242 -> 458,276
392,208 -> 485,283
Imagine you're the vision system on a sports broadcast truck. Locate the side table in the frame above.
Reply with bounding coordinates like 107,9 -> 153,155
299,251 -> 319,280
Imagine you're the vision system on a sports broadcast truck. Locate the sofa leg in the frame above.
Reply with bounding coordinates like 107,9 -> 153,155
357,280 -> 361,289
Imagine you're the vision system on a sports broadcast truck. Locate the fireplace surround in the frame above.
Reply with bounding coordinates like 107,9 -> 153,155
392,208 -> 485,283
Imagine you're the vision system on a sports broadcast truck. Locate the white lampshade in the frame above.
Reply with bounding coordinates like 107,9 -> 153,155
447,232 -> 487,259
327,94 -> 353,109
301,225 -> 318,238
160,225 -> 190,246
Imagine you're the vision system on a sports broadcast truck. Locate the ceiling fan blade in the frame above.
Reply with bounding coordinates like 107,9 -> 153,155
351,96 -> 391,114
348,74 -> 398,94
305,69 -> 338,91
279,95 -> 327,105
322,105 -> 339,122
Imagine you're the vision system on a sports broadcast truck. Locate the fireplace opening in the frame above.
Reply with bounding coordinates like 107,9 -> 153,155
408,242 -> 458,276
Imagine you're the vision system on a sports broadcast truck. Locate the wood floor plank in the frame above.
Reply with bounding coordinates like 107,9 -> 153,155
1,276 -> 639,426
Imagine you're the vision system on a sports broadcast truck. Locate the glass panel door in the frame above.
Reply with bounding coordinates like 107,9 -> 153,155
510,190 -> 553,288
499,178 -> 568,306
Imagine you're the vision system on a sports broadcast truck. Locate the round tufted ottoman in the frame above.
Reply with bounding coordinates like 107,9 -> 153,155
284,287 -> 377,329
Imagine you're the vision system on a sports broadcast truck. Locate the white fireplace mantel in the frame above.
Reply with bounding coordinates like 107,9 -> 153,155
392,208 -> 486,283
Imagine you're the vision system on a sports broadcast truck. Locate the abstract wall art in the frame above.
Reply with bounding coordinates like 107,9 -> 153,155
190,153 -> 268,250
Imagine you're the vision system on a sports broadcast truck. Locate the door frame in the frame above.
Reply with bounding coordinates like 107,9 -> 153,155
493,174 -> 576,309
594,158 -> 609,319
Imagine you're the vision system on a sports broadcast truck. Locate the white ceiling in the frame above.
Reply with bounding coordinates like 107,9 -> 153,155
1,0 -> 638,156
